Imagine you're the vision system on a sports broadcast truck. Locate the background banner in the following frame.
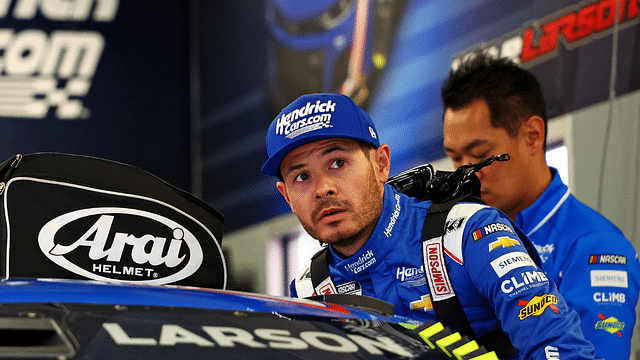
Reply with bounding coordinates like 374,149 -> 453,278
0,1 -> 192,191
199,0 -> 639,232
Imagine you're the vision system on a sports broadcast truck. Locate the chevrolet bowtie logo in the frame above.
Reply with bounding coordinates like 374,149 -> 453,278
489,237 -> 520,251
410,294 -> 433,311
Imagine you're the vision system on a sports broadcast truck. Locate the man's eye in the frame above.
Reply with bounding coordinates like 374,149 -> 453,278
473,153 -> 489,161
294,173 -> 309,182
330,159 -> 345,169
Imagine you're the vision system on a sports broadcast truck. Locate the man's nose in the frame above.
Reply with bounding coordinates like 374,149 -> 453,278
453,157 -> 472,170
315,175 -> 336,199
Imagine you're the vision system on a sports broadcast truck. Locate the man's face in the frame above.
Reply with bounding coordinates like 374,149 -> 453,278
276,139 -> 389,252
443,98 -> 529,216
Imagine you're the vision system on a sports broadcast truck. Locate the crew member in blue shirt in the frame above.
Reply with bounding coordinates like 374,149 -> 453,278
441,53 -> 640,360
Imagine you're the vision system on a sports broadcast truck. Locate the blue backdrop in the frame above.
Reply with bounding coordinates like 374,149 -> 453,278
199,0 -> 639,233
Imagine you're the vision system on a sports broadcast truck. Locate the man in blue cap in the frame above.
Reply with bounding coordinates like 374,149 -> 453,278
262,92 -> 598,359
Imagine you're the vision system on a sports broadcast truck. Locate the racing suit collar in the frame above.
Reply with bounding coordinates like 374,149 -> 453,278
515,167 -> 570,236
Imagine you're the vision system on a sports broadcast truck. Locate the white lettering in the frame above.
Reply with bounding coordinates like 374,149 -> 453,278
344,250 -> 376,274
346,335 -> 413,357
159,325 -> 213,347
6,0 -> 119,21
490,251 -> 536,277
103,323 -> 157,345
299,331 -> 358,353
384,194 -> 401,237
0,29 -> 105,119
254,329 -> 308,350
38,207 -> 205,284
48,215 -> 185,268
0,30 -> 104,77
396,266 -> 424,282
501,270 -> 548,295
202,326 -> 266,348
545,345 -> 560,360
103,323 -> 416,355
275,100 -> 336,136
593,292 -> 626,303
42,31 -> 104,77
92,263 -> 152,278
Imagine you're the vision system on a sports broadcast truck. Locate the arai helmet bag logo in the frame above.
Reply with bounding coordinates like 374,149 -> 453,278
0,152 -> 226,289
38,207 -> 204,284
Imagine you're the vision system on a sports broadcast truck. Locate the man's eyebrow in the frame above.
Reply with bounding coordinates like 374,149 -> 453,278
283,144 -> 349,176
321,144 -> 347,156
444,139 -> 489,153
284,163 -> 306,176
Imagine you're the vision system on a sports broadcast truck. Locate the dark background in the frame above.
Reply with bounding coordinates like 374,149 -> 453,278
1,0 -> 637,236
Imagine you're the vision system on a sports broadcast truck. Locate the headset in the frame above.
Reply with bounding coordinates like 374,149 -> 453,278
386,154 -> 510,203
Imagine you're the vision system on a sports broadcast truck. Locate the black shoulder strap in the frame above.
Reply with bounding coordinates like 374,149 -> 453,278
309,247 -> 336,295
421,198 -> 476,342
421,196 -> 517,358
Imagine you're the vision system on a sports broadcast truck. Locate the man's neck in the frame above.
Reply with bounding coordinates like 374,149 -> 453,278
506,164 -> 553,220
331,226 -> 376,258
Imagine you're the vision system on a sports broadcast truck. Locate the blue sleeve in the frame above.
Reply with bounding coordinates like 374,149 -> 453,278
556,230 -> 640,359
463,208 -> 599,360
289,279 -> 298,298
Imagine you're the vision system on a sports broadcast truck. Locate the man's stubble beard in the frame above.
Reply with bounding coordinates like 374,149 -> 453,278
301,165 -> 384,251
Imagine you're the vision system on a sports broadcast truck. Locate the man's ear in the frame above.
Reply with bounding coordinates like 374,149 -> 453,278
276,181 -> 292,208
373,144 -> 391,182
522,116 -> 546,155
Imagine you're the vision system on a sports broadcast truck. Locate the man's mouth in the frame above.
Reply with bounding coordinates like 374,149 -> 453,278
319,208 -> 345,221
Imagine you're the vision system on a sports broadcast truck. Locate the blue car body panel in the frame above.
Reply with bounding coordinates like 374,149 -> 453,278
0,278 -> 402,321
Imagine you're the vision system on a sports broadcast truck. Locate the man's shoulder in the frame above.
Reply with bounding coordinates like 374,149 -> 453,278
291,261 -> 314,298
559,194 -> 626,237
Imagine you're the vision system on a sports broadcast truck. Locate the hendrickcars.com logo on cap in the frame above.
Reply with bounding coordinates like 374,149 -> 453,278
275,98 -> 336,139
261,93 -> 380,177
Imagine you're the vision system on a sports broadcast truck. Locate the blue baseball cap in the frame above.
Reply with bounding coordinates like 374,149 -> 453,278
261,93 -> 380,177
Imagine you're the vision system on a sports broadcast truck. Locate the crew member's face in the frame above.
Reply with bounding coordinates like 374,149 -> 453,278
276,139 -> 390,251
443,98 -> 529,216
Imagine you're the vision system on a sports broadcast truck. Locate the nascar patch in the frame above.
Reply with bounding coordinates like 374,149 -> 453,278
589,254 -> 627,265
472,222 -> 515,241
336,281 -> 362,295
517,294 -> 560,320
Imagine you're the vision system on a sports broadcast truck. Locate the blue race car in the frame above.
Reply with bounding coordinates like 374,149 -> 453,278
0,153 -> 492,359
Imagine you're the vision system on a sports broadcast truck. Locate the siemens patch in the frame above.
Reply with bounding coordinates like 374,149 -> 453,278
472,222 -> 515,241
490,251 -> 536,278
589,254 -> 627,266
591,270 -> 628,288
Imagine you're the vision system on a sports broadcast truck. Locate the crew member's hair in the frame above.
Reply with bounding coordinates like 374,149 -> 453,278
441,54 -> 547,144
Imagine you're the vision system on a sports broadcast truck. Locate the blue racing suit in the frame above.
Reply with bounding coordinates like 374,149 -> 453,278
515,167 -> 640,359
291,184 -> 598,359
